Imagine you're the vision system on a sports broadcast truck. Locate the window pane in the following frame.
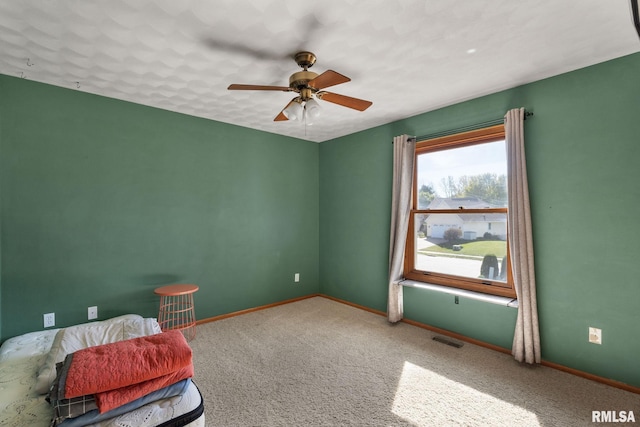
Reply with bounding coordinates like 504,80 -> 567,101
416,141 -> 507,208
414,213 -> 508,282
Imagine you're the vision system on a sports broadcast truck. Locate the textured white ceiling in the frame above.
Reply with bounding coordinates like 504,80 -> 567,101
0,0 -> 638,142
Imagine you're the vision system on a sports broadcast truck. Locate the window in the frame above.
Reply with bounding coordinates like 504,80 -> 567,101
404,125 -> 516,298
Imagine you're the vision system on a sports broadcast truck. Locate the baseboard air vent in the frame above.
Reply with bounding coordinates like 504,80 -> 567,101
433,335 -> 464,348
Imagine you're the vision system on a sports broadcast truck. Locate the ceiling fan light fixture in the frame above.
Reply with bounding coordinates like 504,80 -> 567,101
303,109 -> 313,126
283,100 -> 304,121
305,98 -> 321,121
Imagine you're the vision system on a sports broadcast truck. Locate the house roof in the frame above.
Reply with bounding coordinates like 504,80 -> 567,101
427,197 -> 500,210
0,1 -> 638,143
425,198 -> 506,223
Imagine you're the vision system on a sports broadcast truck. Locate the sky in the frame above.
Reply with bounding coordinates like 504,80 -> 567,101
417,140 -> 506,197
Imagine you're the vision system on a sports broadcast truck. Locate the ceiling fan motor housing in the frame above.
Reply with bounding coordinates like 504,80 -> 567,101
289,71 -> 318,96
289,51 -> 320,99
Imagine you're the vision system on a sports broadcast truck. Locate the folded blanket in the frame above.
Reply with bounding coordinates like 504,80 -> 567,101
55,330 -> 193,413
95,364 -> 193,412
54,379 -> 192,427
48,382 -> 98,425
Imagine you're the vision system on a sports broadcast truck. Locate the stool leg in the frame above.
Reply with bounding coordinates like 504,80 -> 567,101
186,293 -> 196,340
158,295 -> 169,332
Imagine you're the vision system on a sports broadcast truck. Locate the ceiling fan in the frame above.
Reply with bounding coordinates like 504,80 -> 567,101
227,51 -> 372,123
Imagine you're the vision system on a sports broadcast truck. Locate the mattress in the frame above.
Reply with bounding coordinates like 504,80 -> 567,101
0,328 -> 205,427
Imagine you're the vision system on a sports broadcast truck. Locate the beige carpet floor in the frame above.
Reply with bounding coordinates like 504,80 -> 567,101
189,296 -> 639,426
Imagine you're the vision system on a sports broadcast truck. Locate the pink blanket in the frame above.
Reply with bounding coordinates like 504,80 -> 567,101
61,330 -> 193,413
95,365 -> 193,412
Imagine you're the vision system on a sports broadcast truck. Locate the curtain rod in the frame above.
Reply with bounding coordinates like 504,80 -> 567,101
402,110 -> 533,143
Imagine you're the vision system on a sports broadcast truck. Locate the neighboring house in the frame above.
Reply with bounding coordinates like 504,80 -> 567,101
422,197 -> 506,240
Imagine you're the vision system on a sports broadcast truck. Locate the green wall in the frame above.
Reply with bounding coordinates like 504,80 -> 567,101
0,96 -> 3,336
0,75 -> 319,340
320,52 -> 640,388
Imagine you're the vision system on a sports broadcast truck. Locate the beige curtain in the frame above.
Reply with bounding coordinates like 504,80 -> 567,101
505,108 -> 541,364
388,135 -> 416,323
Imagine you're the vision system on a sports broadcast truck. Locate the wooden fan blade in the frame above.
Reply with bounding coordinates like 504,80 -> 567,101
274,99 -> 296,121
317,92 -> 373,111
308,70 -> 350,90
274,110 -> 288,121
228,84 -> 292,92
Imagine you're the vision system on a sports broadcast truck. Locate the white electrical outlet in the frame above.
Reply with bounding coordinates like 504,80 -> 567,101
44,313 -> 55,328
588,327 -> 602,345
294,273 -> 300,282
88,306 -> 98,320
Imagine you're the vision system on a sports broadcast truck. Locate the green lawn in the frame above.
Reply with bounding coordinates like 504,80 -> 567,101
419,240 -> 506,258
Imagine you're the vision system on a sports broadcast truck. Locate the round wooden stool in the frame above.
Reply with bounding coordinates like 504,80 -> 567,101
154,283 -> 199,341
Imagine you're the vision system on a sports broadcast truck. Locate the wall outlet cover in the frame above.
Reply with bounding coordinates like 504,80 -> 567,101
88,306 -> 98,320
588,327 -> 602,344
44,313 -> 55,328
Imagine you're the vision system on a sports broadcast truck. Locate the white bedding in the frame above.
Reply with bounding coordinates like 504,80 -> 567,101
0,323 -> 205,427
